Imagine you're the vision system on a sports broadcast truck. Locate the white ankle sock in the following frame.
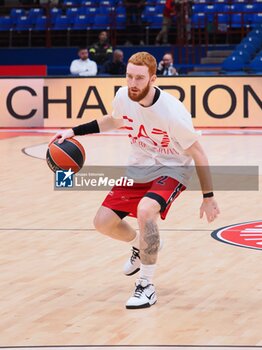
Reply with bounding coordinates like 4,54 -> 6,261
139,264 -> 156,284
128,231 -> 140,249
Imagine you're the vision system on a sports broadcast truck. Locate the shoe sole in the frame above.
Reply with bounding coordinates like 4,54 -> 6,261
125,267 -> 140,276
126,300 -> 157,309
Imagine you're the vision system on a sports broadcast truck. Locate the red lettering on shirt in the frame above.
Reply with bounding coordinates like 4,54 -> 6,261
123,115 -> 133,122
151,128 -> 170,147
137,125 -> 157,146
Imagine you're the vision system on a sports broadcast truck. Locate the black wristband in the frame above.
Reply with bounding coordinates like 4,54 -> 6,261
203,192 -> 214,198
72,120 -> 100,136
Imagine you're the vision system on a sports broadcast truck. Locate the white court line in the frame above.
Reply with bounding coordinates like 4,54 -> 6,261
244,238 -> 262,241
0,347 -> 261,350
241,234 -> 262,236
241,229 -> 262,232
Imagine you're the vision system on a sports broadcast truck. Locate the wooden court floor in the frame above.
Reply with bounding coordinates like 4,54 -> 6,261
1,130 -> 262,348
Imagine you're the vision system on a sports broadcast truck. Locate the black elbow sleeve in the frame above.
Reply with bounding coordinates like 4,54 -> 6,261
72,120 -> 100,136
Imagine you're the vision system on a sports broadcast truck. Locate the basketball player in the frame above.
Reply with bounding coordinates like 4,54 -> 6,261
49,52 -> 220,309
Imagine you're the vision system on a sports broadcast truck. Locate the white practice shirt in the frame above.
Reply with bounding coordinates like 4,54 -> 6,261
112,86 -> 199,186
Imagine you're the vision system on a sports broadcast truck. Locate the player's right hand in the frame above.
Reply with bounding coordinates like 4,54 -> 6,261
48,128 -> 74,146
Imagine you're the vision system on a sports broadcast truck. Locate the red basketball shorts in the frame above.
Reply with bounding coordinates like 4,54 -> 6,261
102,176 -> 186,220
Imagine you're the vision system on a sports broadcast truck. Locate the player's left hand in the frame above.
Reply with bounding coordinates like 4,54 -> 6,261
200,197 -> 220,223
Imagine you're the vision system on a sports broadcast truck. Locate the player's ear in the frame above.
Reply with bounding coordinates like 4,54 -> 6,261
150,74 -> 157,84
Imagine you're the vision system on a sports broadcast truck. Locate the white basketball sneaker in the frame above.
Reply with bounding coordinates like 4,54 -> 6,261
123,246 -> 141,276
123,240 -> 163,276
126,278 -> 157,309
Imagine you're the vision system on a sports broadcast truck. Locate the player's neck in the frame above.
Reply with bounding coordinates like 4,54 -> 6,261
139,86 -> 156,107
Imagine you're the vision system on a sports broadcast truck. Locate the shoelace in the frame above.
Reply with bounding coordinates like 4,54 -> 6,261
134,284 -> 145,298
130,247 -> 140,264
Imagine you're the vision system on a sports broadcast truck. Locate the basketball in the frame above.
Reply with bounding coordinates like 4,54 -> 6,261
46,138 -> 86,173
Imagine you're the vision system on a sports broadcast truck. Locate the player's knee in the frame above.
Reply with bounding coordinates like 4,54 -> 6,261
137,204 -> 158,225
93,214 -> 110,233
93,210 -> 119,234
137,197 -> 160,224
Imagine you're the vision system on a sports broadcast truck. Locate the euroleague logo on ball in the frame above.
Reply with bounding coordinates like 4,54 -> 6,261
212,221 -> 262,251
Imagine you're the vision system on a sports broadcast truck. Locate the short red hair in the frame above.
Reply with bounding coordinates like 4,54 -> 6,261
128,52 -> 157,76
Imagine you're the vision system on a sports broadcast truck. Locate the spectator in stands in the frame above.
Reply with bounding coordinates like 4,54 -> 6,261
157,53 -> 178,76
124,0 -> 145,45
70,47 -> 97,76
100,49 -> 126,75
175,0 -> 193,42
89,31 -> 113,66
155,0 -> 176,45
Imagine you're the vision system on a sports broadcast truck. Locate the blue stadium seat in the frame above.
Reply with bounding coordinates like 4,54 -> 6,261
34,16 -> 47,31
66,7 -> 80,24
204,5 -> 216,21
204,5 -> 215,12
252,14 -> 262,25
192,4 -> 206,13
116,6 -> 125,15
243,4 -> 260,13
0,16 -> 12,30
64,0 -> 80,5
92,15 -> 110,29
143,6 -> 157,21
230,4 -> 245,12
80,7 -> 99,16
155,4 -> 164,13
149,14 -> 163,29
53,15 -> 70,30
116,14 -> 125,29
192,13 -> 206,28
244,13 -> 255,25
233,0 -> 246,3
50,8 -> 62,24
28,8 -> 44,25
10,8 -> 25,24
213,4 -> 228,12
222,55 -> 245,71
15,16 -> 32,30
222,5 -> 231,13
145,0 -> 155,4
100,0 -> 111,5
99,6 -> 112,15
72,15 -> 92,29
231,14 -> 245,28
81,0 -> 95,5
217,13 -> 229,25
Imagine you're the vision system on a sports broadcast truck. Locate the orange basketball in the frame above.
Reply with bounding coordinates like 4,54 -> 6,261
46,138 -> 86,173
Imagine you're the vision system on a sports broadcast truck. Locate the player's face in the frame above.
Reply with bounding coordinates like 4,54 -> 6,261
126,63 -> 154,102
